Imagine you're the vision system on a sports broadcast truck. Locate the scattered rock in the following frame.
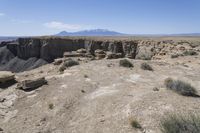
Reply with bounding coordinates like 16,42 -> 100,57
17,77 -> 47,91
0,127 -> 3,132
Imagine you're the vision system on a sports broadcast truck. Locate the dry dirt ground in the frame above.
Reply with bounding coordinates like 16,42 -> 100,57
1,54 -> 200,133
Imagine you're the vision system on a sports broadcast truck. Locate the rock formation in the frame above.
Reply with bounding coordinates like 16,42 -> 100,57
0,37 -> 199,72
17,77 -> 47,91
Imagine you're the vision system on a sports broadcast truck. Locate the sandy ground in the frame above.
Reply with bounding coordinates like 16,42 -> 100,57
1,55 -> 200,133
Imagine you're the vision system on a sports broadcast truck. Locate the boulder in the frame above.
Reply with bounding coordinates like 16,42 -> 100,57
0,71 -> 15,83
17,77 -> 47,91
53,58 -> 63,65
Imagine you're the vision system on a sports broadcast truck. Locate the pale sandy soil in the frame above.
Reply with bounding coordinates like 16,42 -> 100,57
1,54 -> 200,133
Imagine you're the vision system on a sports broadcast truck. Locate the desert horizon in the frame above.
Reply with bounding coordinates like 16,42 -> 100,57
1,0 -> 200,133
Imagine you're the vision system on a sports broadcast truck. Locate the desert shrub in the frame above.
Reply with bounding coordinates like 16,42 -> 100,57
63,59 -> 79,67
141,62 -> 153,71
48,103 -> 54,110
130,119 -> 142,129
59,59 -> 79,72
84,74 -> 88,78
160,113 -> 200,133
81,90 -> 86,93
119,59 -> 133,68
171,54 -> 179,58
190,42 -> 200,48
164,78 -> 199,97
183,50 -> 198,56
59,65 -> 66,72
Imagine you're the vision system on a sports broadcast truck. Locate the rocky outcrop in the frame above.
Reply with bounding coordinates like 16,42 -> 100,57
0,37 -> 199,72
7,38 -> 85,62
0,71 -> 15,83
17,77 -> 47,91
1,37 -> 138,62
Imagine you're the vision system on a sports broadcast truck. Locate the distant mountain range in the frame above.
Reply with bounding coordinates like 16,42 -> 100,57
55,29 -> 200,37
166,33 -> 200,36
55,29 -> 127,36
1,30 -> 200,40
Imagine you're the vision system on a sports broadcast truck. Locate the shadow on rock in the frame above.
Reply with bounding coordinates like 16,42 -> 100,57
0,79 -> 17,89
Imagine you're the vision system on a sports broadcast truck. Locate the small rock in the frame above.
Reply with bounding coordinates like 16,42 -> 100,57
0,127 -> 3,131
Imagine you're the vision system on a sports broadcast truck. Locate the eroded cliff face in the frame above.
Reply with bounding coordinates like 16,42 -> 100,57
1,37 -> 139,62
85,40 -> 138,58
6,38 -> 85,62
0,37 -> 199,72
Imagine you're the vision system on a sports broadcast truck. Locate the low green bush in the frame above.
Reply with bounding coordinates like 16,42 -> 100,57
141,62 -> 153,71
183,50 -> 198,56
119,59 -> 134,68
130,119 -> 142,129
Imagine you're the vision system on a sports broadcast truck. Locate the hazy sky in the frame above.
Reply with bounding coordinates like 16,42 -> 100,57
0,0 -> 200,36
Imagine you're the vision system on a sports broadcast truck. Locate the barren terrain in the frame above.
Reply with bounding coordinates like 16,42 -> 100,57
0,37 -> 200,133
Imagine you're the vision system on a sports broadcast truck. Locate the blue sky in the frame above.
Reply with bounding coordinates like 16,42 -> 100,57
0,0 -> 200,36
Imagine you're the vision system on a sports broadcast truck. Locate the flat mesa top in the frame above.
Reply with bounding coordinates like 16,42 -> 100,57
28,36 -> 200,42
